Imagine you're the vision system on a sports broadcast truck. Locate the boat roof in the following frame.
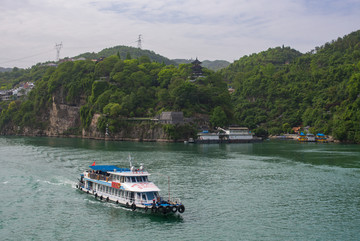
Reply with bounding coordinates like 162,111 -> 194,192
89,165 -> 150,176
109,171 -> 150,176
89,165 -> 130,173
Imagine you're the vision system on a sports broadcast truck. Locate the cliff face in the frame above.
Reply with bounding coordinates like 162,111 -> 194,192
108,123 -> 169,142
2,92 -> 182,141
43,95 -> 171,141
46,96 -> 81,136
82,113 -> 170,141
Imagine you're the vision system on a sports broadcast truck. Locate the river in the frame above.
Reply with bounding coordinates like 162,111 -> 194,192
1,137 -> 359,240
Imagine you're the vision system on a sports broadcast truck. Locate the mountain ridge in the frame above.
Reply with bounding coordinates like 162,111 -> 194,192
1,30 -> 360,143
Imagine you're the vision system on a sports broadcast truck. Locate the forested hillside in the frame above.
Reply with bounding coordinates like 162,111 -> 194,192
220,30 -> 360,142
1,30 -> 360,143
0,55 -> 232,139
0,66 -> 50,90
173,59 -> 230,71
75,45 -> 176,66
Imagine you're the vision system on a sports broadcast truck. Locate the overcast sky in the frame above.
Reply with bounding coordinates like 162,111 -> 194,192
0,0 -> 359,68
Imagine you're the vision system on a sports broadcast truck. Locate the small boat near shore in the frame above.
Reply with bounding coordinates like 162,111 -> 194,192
76,158 -> 185,215
192,127 -> 261,144
298,132 -> 328,143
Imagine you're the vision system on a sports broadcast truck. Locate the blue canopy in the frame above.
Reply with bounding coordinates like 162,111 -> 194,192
317,133 -> 325,136
89,165 -> 130,173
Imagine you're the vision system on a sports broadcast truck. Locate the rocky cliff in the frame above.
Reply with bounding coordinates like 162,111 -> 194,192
18,94 -> 173,141
47,96 -> 81,136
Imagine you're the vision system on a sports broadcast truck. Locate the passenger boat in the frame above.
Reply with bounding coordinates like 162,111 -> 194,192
76,159 -> 185,215
192,127 -> 259,144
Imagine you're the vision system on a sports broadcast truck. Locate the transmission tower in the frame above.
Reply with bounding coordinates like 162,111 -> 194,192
55,42 -> 63,61
137,35 -> 142,49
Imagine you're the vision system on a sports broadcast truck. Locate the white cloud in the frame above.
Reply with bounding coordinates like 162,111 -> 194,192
0,0 -> 359,68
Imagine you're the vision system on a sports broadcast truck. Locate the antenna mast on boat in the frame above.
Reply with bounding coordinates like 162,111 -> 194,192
168,176 -> 170,201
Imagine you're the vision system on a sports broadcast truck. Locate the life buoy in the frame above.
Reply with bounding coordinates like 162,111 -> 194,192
178,205 -> 185,213
131,203 -> 137,211
95,193 -> 98,198
116,200 -> 118,204
76,185 -> 78,188
126,202 -> 130,208
87,190 -> 89,194
100,196 -> 103,200
106,197 -> 109,202
171,206 -> 177,213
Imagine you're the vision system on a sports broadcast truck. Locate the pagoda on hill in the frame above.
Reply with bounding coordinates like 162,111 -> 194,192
190,58 -> 204,81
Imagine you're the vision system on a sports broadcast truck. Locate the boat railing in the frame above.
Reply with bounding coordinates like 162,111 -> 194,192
169,197 -> 182,204
88,173 -> 111,182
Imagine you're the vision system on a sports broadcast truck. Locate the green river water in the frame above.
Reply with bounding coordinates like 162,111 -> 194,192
0,137 -> 359,240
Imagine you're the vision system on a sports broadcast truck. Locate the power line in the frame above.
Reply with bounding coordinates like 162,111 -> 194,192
0,49 -> 54,65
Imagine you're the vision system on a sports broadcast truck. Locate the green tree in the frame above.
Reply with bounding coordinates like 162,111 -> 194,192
210,106 -> 228,127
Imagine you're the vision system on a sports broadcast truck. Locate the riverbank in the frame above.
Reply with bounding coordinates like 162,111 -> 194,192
269,134 -> 336,142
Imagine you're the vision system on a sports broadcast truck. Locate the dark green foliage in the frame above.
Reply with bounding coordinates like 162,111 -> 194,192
210,106 -> 228,128
220,30 -> 360,142
80,104 -> 94,129
172,59 -> 230,71
163,124 -> 197,140
0,52 -> 232,138
2,30 -> 360,143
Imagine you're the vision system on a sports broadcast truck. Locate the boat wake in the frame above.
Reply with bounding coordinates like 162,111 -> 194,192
36,178 -> 76,187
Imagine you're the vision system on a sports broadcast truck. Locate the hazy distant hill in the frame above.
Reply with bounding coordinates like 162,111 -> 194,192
172,59 -> 230,71
0,67 -> 12,73
75,46 -> 176,65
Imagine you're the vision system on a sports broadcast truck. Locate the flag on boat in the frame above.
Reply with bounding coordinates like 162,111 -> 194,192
91,161 -> 96,166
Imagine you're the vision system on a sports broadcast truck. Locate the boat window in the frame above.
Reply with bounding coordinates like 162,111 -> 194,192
131,177 -> 136,182
142,193 -> 147,201
126,177 -> 130,183
137,193 -> 141,200
145,192 -> 156,201
120,176 -> 124,183
136,177 -> 141,182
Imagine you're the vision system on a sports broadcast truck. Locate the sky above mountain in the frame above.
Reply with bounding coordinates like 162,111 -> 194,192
0,0 -> 359,68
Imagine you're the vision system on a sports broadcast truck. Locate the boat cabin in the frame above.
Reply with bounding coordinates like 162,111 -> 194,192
83,165 -> 161,206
